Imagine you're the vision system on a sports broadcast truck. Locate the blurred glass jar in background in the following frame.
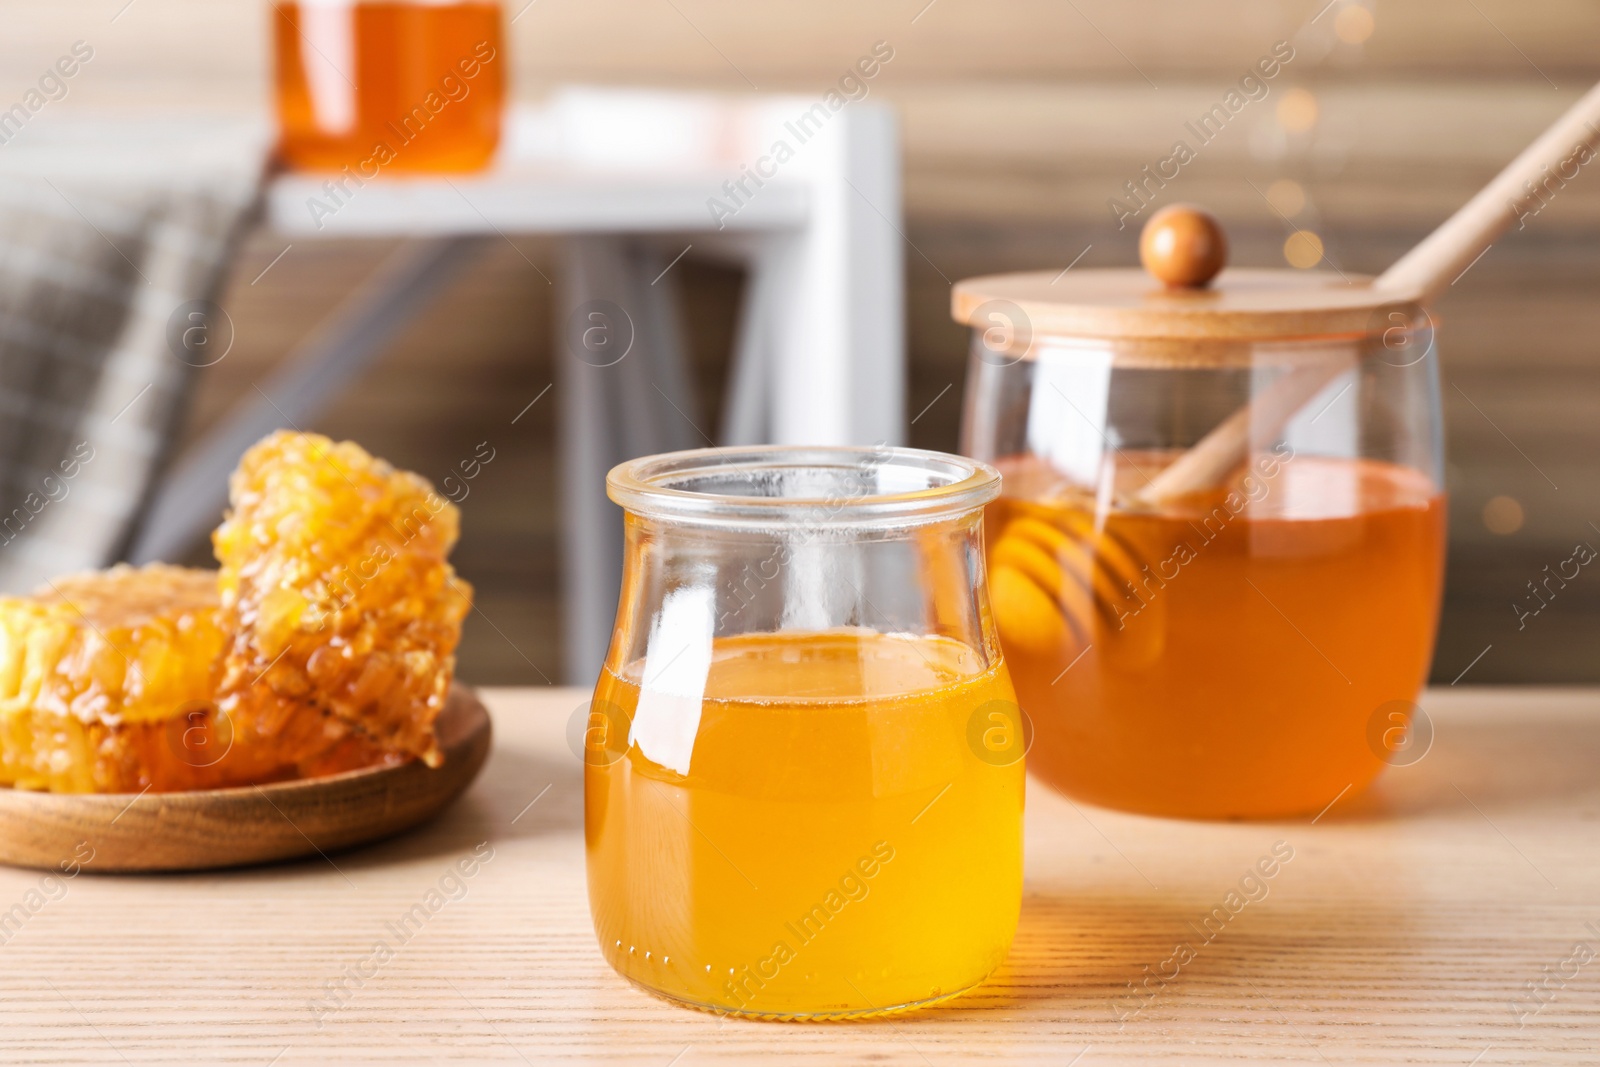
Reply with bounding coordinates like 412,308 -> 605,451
273,0 -> 504,173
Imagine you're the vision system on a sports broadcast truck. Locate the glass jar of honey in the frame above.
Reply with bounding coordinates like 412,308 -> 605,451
585,446 -> 1023,1018
272,0 -> 505,173
955,208 -> 1446,820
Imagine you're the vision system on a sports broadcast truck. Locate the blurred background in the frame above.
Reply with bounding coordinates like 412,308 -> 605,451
2,0 -> 1596,684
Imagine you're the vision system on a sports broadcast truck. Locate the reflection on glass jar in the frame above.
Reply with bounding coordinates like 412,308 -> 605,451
585,447 -> 1023,1019
273,0 -> 504,174
958,269 -> 1447,819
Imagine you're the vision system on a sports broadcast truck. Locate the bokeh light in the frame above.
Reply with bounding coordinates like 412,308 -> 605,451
1483,495 -> 1525,535
1267,178 -> 1307,216
1283,230 -> 1324,268
1277,88 -> 1319,133
1335,5 -> 1376,44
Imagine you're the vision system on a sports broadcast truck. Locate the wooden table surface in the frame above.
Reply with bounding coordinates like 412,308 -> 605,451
2,686 -> 1597,1065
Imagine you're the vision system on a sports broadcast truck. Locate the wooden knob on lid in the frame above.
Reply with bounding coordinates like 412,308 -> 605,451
1140,204 -> 1228,288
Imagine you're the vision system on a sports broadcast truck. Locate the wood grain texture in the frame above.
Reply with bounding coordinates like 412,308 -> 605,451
950,267 -> 1411,342
9,1 -> 1598,98
0,685 -> 1595,1063
0,686 -> 491,873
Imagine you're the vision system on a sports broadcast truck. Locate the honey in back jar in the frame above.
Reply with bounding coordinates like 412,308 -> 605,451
987,449 -> 1445,819
585,629 -> 1024,1018
273,1 -> 504,173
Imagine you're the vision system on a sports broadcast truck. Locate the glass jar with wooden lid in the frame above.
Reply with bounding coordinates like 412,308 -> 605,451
954,206 -> 1446,819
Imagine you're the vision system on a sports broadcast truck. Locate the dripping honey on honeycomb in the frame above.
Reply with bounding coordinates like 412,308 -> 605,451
0,432 -> 471,794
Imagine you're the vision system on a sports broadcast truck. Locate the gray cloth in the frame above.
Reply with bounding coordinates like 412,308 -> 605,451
0,116 -> 264,593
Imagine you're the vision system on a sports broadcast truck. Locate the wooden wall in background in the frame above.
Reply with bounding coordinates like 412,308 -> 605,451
2,0 -> 1596,682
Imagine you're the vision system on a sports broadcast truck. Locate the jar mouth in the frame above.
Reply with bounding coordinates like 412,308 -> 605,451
607,446 -> 1001,529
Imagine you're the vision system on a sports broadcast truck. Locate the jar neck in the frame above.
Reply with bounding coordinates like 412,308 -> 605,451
605,507 -> 1001,681
606,445 -> 1001,532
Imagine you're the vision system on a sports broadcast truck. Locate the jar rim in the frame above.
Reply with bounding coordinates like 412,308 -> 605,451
607,445 -> 1001,528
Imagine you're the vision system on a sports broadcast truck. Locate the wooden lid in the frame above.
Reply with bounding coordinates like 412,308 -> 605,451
952,267 -> 1423,342
952,206 -> 1423,346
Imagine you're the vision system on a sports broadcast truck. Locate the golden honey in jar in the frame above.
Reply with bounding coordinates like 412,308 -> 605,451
586,448 -> 1024,1018
273,1 -> 504,173
984,451 -> 1444,818
955,220 -> 1447,819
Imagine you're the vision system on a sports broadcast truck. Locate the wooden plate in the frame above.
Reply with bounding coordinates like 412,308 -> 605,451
0,684 -> 492,873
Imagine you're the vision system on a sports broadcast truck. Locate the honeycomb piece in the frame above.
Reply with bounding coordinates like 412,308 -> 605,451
0,563 -> 395,793
212,431 -> 471,768
0,564 -> 223,792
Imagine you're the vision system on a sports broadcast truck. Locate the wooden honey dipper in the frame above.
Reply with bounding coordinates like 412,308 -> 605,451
961,80 -> 1600,664
1138,79 -> 1600,506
